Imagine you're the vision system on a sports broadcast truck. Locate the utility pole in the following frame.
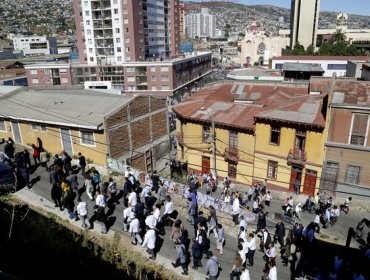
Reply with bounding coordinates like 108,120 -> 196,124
211,120 -> 217,180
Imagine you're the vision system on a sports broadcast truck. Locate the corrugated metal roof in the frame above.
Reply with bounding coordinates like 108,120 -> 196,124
271,55 -> 369,61
283,63 -> 324,72
0,88 -> 134,129
173,83 -> 325,129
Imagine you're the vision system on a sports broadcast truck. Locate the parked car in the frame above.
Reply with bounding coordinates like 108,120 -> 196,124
0,162 -> 17,194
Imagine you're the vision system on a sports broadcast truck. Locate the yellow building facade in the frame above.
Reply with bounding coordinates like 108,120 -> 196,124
0,120 -> 108,165
173,83 -> 327,195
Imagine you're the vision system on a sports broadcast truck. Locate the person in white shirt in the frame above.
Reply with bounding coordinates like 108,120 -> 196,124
265,242 -> 276,261
252,198 -> 260,214
238,244 -> 246,266
153,203 -> 165,235
76,201 -> 90,229
216,223 -> 226,255
95,190 -> 106,208
128,189 -> 137,207
142,227 -> 156,260
238,237 -> 248,263
163,195 -> 174,226
330,205 -> 340,225
123,206 -> 132,232
267,260 -> 277,280
240,267 -> 250,280
265,191 -> 272,207
294,203 -> 302,220
232,193 -> 240,225
129,212 -> 142,245
239,215 -> 247,231
145,213 -> 157,229
124,167 -> 131,178
84,176 -> 94,201
238,226 -> 247,242
246,233 -> 256,266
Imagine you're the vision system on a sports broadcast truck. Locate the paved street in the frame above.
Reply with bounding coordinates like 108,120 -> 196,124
4,144 -> 369,280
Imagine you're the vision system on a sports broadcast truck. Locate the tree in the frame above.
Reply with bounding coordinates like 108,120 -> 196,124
292,42 -> 305,55
333,29 -> 346,43
306,44 -> 316,55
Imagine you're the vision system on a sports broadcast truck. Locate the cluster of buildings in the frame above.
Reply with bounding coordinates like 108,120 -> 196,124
0,0 -> 214,174
239,0 -> 370,67
173,76 -> 370,198
16,0 -> 213,99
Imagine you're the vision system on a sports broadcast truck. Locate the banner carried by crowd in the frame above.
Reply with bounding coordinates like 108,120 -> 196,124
106,158 -> 256,222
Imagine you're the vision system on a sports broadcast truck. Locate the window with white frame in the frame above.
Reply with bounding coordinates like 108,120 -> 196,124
151,86 -> 157,90
151,66 -> 156,72
160,66 -> 169,72
127,76 -> 135,82
345,165 -> 361,185
80,131 -> 95,146
350,114 -> 368,146
40,125 -> 47,132
127,66 -> 134,72
0,120 -> 6,131
32,78 -> 39,84
30,69 -> 37,75
267,160 -> 278,179
161,85 -> 169,90
161,75 -> 169,81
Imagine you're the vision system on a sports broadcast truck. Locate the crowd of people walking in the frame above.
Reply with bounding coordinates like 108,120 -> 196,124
1,138 -> 368,280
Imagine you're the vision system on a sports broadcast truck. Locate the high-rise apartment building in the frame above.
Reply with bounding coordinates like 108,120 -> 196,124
185,8 -> 216,39
26,0 -> 212,98
73,0 -> 181,64
290,0 -> 320,49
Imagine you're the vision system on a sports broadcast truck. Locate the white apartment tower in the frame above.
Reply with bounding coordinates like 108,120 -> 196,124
185,8 -> 216,39
290,0 -> 321,49
74,0 -> 180,65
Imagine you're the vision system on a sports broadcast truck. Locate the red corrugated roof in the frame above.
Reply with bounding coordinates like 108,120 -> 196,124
173,83 -> 326,130
271,56 -> 369,61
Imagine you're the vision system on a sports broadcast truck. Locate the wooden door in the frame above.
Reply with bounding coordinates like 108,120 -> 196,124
303,170 -> 317,196
290,166 -> 302,192
202,156 -> 210,175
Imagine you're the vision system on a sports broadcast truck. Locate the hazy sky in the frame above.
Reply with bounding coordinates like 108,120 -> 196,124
238,0 -> 370,16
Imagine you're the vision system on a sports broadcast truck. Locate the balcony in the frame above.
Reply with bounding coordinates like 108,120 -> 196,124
287,147 -> 307,166
224,147 -> 239,163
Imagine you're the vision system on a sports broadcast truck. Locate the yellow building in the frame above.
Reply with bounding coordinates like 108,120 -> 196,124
173,83 -> 328,195
0,87 -> 169,169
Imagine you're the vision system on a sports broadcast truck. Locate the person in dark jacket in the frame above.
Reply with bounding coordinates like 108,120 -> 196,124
51,183 -> 63,210
62,151 -> 72,175
63,189 -> 77,219
191,238 -> 203,270
77,152 -> 86,177
255,210 -> 267,234
4,139 -> 15,159
94,205 -> 107,234
123,177 -> 133,207
151,170 -> 160,193
275,220 -> 286,249
53,155 -> 63,169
